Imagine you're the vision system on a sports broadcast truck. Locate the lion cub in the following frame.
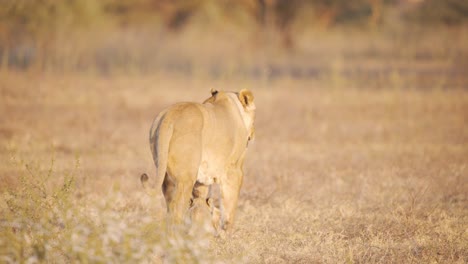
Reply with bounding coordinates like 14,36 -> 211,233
188,197 -> 221,235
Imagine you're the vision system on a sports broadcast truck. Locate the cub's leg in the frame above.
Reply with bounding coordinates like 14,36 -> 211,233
190,182 -> 220,233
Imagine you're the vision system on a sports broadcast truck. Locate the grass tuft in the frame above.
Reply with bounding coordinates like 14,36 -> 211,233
0,153 -> 214,263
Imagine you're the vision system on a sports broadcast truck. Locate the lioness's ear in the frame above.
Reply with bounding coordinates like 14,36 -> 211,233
238,89 -> 254,109
210,88 -> 218,96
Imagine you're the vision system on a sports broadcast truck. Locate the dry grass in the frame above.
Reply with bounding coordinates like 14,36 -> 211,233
0,42 -> 467,262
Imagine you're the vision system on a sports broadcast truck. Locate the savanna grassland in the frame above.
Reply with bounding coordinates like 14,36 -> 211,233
1,64 -> 467,262
1,1 -> 468,262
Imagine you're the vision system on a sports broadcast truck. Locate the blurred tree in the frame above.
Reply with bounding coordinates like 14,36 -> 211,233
0,0 -> 103,69
405,0 -> 468,25
103,0 -> 202,30
1,0 -> 467,71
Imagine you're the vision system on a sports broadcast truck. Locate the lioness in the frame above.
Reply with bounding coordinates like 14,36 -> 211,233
141,89 -> 255,233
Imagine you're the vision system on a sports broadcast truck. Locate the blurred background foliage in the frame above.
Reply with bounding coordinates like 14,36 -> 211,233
0,0 -> 467,72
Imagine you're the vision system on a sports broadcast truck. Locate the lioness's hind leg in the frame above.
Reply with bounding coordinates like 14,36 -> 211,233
167,179 -> 194,226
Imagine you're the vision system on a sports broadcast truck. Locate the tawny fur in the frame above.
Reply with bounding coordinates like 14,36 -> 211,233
141,89 -> 255,233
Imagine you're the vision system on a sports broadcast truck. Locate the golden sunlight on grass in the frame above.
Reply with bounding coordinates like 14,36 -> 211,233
0,70 -> 466,262
2,1 -> 468,262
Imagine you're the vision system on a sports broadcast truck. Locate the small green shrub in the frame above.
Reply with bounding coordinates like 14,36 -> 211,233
0,153 -> 212,262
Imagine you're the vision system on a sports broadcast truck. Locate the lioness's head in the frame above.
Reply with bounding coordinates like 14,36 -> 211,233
204,89 -> 256,141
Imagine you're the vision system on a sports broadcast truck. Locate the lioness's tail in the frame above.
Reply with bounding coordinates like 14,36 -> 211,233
141,111 -> 172,196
